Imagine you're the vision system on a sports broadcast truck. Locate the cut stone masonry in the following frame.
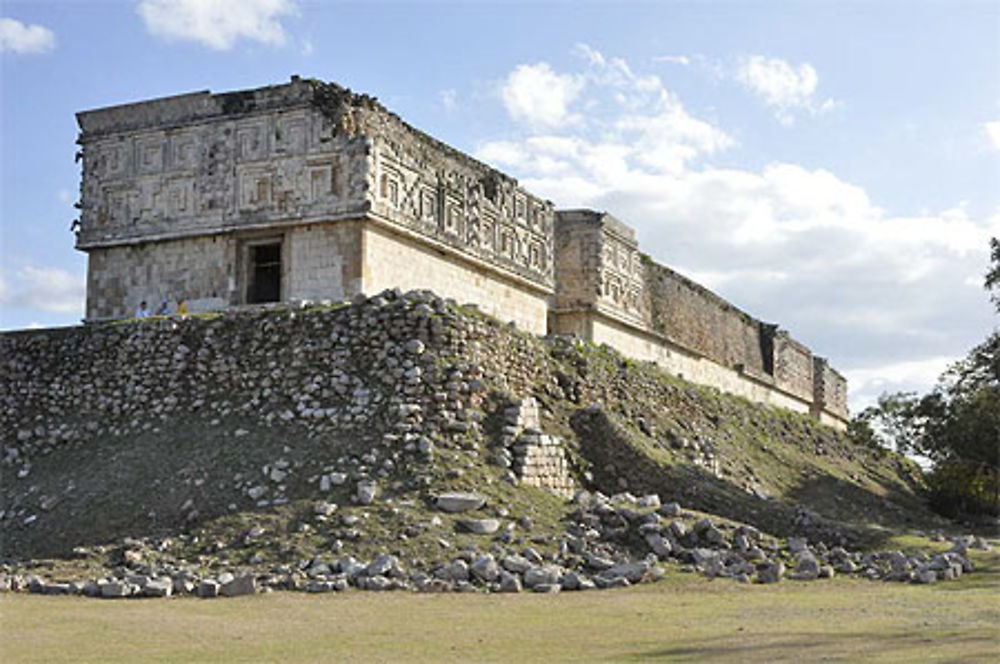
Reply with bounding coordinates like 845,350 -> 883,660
498,398 -> 574,498
74,77 -> 848,428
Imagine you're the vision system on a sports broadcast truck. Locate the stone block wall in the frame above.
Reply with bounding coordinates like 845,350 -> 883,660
812,357 -> 848,422
84,221 -> 366,320
362,224 -> 550,335
586,316 -> 816,417
76,80 -> 370,250
551,210 -> 848,427
77,78 -> 554,324
642,260 -> 773,380
285,222 -> 364,303
73,79 -> 847,426
85,235 -> 234,319
773,332 -> 815,403
552,210 -> 645,327
512,432 -> 574,498
497,399 -> 574,497
365,117 -> 554,293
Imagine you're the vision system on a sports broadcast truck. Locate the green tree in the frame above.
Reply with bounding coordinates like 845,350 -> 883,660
986,237 -> 1000,312
917,332 -> 999,514
851,238 -> 999,516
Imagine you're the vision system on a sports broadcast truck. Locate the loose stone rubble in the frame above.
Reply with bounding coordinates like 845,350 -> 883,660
0,290 -> 988,599
0,490 -> 985,599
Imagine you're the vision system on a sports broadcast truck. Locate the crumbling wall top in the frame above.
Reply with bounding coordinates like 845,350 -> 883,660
76,77 -> 380,139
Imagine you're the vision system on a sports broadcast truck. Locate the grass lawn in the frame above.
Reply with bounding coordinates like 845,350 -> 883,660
3,549 -> 997,663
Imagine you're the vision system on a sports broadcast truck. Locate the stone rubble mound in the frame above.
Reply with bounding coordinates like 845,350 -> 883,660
0,288 -> 985,600
0,491 -> 984,599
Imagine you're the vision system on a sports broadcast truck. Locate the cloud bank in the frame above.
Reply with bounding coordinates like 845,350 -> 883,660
0,265 -> 85,316
478,45 -> 998,410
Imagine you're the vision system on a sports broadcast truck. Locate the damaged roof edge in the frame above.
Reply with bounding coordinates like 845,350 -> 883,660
74,77 -> 553,207
75,78 -> 325,135
76,90 -> 213,133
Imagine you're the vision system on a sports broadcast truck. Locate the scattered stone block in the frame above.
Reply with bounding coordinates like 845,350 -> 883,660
434,492 -> 486,513
220,574 -> 257,597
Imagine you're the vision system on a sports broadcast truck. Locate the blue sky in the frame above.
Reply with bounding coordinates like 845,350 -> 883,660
2,0 -> 998,410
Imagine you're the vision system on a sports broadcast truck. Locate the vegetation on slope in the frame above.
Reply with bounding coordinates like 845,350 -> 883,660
0,288 -> 979,588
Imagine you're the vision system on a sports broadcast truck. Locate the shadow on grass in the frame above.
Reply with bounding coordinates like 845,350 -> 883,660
623,630 -> 999,662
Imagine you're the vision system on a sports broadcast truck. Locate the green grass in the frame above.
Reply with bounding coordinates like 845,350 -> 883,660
3,549 -> 997,663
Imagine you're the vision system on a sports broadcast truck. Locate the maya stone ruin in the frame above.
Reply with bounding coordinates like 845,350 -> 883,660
74,76 -> 847,428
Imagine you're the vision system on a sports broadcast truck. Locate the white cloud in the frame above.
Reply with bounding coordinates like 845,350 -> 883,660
653,55 -> 691,66
476,47 -> 999,402
500,63 -> 584,128
0,265 -> 85,314
136,0 -> 297,51
440,88 -> 457,111
735,55 -> 836,124
484,46 -> 733,179
844,356 -> 957,411
983,120 -> 1000,150
0,17 -> 55,54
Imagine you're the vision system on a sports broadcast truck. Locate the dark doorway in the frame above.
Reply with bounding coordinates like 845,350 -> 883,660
248,243 -> 281,303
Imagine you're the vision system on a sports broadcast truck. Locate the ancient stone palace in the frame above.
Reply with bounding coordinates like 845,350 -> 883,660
75,77 -> 848,427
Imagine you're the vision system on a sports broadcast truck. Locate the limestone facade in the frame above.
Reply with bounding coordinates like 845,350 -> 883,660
548,210 -> 848,425
76,77 -> 553,333
75,78 -> 847,426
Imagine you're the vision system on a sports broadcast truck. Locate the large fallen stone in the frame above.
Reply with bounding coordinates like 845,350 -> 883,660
793,553 -> 820,580
99,580 -> 133,598
338,557 -> 367,578
197,579 -> 220,598
220,574 -> 256,597
305,580 -> 338,593
691,548 -> 720,569
470,554 -> 500,583
757,561 -> 785,584
501,554 -> 531,574
356,480 -> 377,505
457,518 -> 500,535
141,577 -> 173,597
646,533 -> 673,558
434,492 -> 486,513
366,554 -> 400,577
41,583 -> 71,595
594,575 -> 630,589
435,560 -> 470,583
362,575 -> 392,591
585,552 -> 616,571
598,561 -> 651,584
523,565 -> 563,588
498,571 -> 522,593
